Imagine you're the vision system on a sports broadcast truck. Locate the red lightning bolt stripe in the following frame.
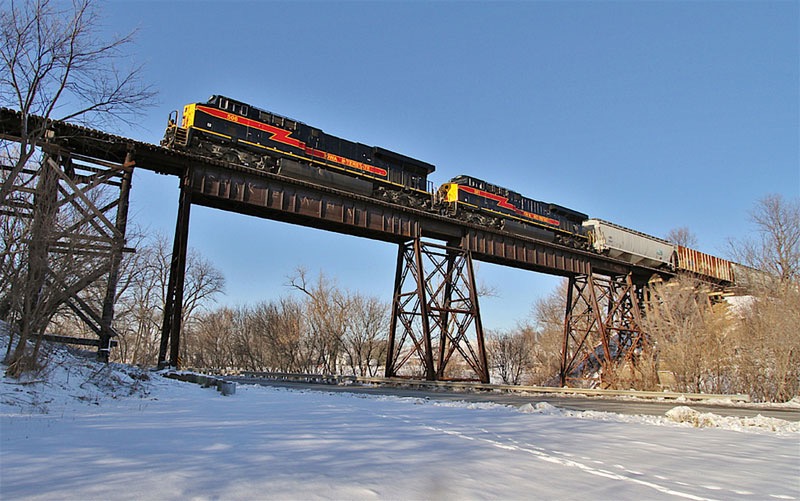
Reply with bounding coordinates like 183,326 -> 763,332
459,186 -> 561,226
196,105 -> 388,178
197,105 -> 305,149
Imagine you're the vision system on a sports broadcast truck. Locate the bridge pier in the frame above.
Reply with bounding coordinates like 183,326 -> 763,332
0,147 -> 132,361
560,267 -> 650,388
158,168 -> 193,369
385,238 -> 489,383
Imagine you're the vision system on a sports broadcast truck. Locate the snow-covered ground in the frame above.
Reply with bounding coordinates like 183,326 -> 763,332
1,338 -> 799,500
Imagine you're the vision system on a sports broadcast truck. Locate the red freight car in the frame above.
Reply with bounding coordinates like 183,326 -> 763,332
675,246 -> 734,283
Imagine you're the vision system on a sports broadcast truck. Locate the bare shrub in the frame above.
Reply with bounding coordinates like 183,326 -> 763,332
727,286 -> 800,402
530,281 -> 569,385
644,276 -> 734,394
487,328 -> 533,385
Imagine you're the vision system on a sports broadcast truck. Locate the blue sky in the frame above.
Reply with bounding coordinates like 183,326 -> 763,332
101,0 -> 798,330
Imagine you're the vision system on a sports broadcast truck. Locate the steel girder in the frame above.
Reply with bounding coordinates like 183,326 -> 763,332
158,168 -> 193,369
385,239 -> 489,383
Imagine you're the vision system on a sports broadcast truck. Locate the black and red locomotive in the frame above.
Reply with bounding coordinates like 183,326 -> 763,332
162,95 -> 434,207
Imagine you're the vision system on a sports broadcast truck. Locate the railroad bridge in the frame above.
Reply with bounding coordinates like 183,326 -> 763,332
1,108 -> 682,385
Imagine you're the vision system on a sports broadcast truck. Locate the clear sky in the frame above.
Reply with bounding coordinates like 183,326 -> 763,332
100,0 -> 799,331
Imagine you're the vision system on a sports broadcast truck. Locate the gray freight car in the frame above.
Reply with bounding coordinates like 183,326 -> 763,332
582,219 -> 675,269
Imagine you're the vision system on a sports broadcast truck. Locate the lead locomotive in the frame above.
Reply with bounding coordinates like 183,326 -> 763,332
162,95 -> 434,208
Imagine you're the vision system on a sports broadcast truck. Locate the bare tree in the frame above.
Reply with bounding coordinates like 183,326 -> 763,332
266,297 -> 309,372
287,268 -> 348,374
190,307 -> 238,371
665,226 -> 698,248
526,280 -> 570,383
0,0 -> 155,203
487,328 -> 533,385
728,194 -> 800,286
1,0 -> 155,376
108,233 -> 224,367
341,294 -> 389,377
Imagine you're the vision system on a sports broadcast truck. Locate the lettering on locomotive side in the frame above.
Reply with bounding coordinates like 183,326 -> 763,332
226,113 -> 238,122
527,213 -> 561,226
325,152 -> 387,177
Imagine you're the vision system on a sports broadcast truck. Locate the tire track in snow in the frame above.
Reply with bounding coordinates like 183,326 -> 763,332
371,410 -> 724,501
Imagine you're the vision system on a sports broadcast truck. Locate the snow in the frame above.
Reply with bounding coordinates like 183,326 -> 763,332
2,337 -> 799,500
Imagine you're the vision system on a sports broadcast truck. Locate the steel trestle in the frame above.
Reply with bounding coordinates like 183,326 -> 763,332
386,239 -> 489,383
560,265 -> 649,388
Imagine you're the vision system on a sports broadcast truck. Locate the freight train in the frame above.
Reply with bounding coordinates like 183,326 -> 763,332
162,95 -> 736,284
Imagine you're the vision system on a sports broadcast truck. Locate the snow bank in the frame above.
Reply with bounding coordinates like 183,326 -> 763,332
1,330 -> 157,414
2,332 -> 799,501
518,399 -> 800,435
664,405 -> 800,433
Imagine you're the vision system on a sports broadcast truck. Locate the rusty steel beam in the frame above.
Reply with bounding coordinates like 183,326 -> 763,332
188,163 -> 665,283
158,169 -> 193,369
560,268 -> 651,388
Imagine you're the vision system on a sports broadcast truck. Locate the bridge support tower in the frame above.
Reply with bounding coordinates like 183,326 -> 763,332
0,147 -> 133,360
158,168 -> 193,369
385,239 -> 489,383
560,266 -> 651,388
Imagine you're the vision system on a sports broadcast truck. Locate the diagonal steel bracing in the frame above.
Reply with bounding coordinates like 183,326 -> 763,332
0,148 -> 132,359
386,239 -> 489,383
560,266 -> 649,388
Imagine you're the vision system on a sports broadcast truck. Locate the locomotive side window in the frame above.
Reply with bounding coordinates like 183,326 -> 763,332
220,98 -> 229,110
